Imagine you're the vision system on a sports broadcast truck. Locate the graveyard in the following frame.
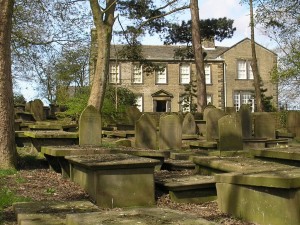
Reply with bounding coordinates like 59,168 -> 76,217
1,100 -> 300,225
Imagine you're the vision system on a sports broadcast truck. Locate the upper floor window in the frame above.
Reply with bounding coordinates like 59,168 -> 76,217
205,64 -> 212,84
237,60 -> 253,80
132,64 -> 143,84
180,64 -> 190,84
109,63 -> 120,84
156,65 -> 167,84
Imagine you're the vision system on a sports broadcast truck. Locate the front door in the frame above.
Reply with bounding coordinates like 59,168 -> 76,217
156,100 -> 167,112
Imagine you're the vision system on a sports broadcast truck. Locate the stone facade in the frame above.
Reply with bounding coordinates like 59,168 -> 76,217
90,30 -> 278,112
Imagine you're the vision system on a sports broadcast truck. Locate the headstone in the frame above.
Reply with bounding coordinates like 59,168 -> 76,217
206,108 -> 226,141
159,114 -> 182,150
26,99 -> 44,121
135,114 -> 157,149
182,113 -> 196,135
287,111 -> 300,138
203,105 -> 216,121
238,104 -> 252,138
218,114 -> 243,151
225,107 -> 236,115
254,113 -> 276,139
79,105 -> 102,146
125,106 -> 142,125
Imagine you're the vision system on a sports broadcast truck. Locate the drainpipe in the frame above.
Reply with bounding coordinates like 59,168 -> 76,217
223,62 -> 227,108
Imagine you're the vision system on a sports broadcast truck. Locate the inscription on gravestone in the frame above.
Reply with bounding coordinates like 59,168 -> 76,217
206,108 -> 226,141
135,114 -> 157,149
159,114 -> 182,150
254,113 -> 276,139
79,105 -> 102,146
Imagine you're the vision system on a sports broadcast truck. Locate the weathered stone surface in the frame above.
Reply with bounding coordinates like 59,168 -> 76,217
135,113 -> 158,149
66,208 -> 218,225
125,106 -> 142,125
218,115 -> 243,151
13,200 -> 99,225
238,104 -> 252,138
215,168 -> 300,225
159,114 -> 182,150
205,108 -> 225,141
66,154 -> 160,208
254,113 -> 276,139
250,146 -> 300,161
287,111 -> 300,138
182,113 -> 196,135
79,105 -> 102,146
25,99 -> 45,121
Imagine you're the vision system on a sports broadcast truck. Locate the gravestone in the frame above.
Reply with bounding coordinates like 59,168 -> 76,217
79,105 -> 102,146
203,105 -> 216,121
135,114 -> 157,149
225,107 -> 236,115
287,111 -> 300,138
182,113 -> 196,135
206,108 -> 226,141
238,104 -> 252,138
218,114 -> 243,151
25,99 -> 44,121
254,113 -> 276,139
159,114 -> 182,150
125,106 -> 142,125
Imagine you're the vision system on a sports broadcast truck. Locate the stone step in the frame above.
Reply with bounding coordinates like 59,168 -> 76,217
13,200 -> 99,225
161,159 -> 196,171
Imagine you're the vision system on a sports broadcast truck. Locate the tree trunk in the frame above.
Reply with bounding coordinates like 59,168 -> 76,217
250,0 -> 263,112
190,0 -> 207,113
88,0 -> 116,111
0,0 -> 17,169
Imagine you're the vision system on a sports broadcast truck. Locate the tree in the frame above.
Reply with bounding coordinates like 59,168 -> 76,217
0,0 -> 17,169
88,0 -> 189,111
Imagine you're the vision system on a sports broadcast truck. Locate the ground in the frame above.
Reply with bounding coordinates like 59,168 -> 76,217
1,162 -> 256,225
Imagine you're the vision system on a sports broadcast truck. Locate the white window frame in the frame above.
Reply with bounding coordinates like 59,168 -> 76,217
132,64 -> 143,84
156,65 -> 167,84
205,64 -> 212,84
237,60 -> 254,80
234,91 -> 255,112
207,94 -> 212,104
180,64 -> 190,84
135,95 -> 143,112
109,63 -> 120,84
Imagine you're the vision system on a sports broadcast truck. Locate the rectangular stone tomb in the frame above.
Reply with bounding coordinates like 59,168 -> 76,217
41,146 -> 113,177
13,200 -> 99,225
156,174 -> 216,204
250,146 -> 300,166
215,168 -> 300,225
23,131 -> 79,152
65,154 -> 160,208
192,156 -> 297,175
66,207 -> 218,225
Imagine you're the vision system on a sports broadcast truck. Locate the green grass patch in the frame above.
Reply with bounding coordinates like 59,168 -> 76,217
0,187 -> 30,210
0,169 -> 16,177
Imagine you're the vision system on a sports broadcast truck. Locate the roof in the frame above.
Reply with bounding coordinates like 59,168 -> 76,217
110,44 -> 229,62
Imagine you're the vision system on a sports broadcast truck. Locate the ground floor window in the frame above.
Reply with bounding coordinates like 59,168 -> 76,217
234,91 -> 255,112
135,95 -> 143,112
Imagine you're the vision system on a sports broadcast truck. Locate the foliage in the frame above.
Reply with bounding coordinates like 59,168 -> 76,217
13,93 -> 26,104
260,87 -> 277,112
179,80 -> 198,113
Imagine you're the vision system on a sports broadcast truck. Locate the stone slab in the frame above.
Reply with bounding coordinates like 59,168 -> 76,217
23,131 -> 78,139
250,146 -> 300,161
162,159 -> 196,171
66,208 -> 218,225
13,200 -> 99,225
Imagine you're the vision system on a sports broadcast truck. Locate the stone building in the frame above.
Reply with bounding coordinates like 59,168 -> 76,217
90,31 -> 277,113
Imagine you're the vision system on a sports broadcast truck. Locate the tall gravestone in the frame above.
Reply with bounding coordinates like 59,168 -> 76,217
218,114 -> 243,151
26,99 -> 44,121
254,113 -> 276,139
287,111 -> 300,138
239,104 -> 252,138
126,106 -> 142,125
182,113 -> 196,135
206,108 -> 226,141
79,105 -> 102,146
159,114 -> 182,150
135,114 -> 157,149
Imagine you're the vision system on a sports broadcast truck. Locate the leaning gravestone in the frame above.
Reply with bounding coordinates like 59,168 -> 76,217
287,111 -> 300,138
238,104 -> 252,138
182,113 -> 196,135
25,99 -> 44,121
218,114 -> 243,151
135,114 -> 157,149
254,113 -> 276,139
159,114 -> 182,150
79,105 -> 102,146
206,108 -> 226,141
125,106 -> 142,125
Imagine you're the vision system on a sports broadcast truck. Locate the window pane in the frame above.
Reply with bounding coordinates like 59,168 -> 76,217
180,95 -> 190,112
133,65 -> 142,83
248,63 -> 254,79
205,65 -> 211,84
234,92 -> 241,111
110,64 -> 120,83
237,61 -> 247,79
207,94 -> 212,104
156,66 -> 167,84
135,95 -> 143,112
180,64 -> 190,84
